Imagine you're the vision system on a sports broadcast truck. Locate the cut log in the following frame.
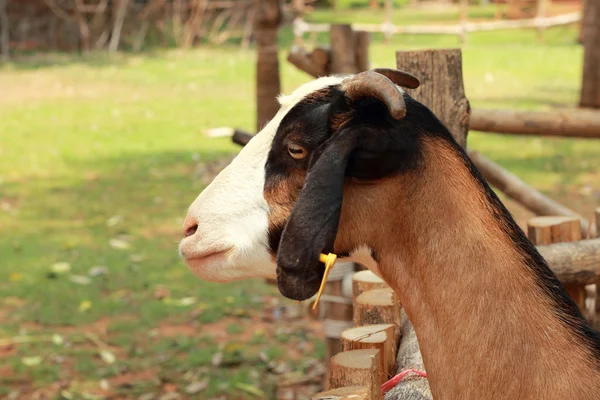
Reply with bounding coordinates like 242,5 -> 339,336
470,108 -> 600,139
322,261 -> 355,362
527,216 -> 586,310
330,24 -> 358,74
342,324 -> 398,378
467,151 -> 592,236
311,386 -> 369,400
354,288 -> 401,327
288,46 -> 326,78
329,349 -> 382,400
537,238 -> 600,286
396,49 -> 470,148
352,270 -> 389,299
527,216 -> 582,246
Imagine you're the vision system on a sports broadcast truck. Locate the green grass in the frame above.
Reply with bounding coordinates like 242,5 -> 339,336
1,5 -> 599,399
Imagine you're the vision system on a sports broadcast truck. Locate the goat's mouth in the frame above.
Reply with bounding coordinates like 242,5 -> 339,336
184,248 -> 233,268
276,266 -> 324,301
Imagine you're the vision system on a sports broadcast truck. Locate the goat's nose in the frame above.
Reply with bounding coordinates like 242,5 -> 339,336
183,216 -> 198,238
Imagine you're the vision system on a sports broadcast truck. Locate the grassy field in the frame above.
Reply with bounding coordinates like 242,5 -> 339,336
1,6 -> 599,399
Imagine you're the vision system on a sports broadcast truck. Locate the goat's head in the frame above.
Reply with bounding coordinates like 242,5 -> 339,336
179,68 -> 425,301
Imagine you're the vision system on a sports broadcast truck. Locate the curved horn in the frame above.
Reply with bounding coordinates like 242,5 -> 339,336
340,71 -> 407,120
373,68 -> 421,89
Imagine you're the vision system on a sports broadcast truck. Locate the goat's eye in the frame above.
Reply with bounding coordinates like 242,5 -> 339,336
287,143 -> 308,160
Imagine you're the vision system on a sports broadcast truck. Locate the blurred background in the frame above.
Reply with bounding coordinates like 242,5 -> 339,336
0,0 -> 599,399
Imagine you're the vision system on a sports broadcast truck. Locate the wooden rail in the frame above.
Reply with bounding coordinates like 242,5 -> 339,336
293,12 -> 581,43
470,108 -> 600,139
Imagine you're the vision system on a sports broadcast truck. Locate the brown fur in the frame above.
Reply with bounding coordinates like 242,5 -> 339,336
265,136 -> 600,398
265,168 -> 304,230
334,137 -> 600,398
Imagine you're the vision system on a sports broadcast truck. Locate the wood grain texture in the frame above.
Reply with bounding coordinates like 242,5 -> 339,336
396,49 -> 470,148
330,349 -> 382,400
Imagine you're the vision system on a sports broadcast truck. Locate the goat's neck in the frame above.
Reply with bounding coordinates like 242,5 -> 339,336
359,137 -> 600,399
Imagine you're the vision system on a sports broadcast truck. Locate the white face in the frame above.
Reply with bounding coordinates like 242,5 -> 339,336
179,76 -> 346,282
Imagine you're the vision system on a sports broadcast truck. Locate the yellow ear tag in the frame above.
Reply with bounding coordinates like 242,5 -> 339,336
311,253 -> 338,311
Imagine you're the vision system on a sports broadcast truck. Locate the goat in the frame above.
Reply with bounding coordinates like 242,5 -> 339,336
179,69 -> 600,398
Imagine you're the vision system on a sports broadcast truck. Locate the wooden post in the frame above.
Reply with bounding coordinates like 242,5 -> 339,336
109,0 -> 130,53
459,0 -> 468,43
311,386 -> 369,400
330,24 -> 358,74
354,288 -> 401,327
288,25 -> 369,78
396,49 -> 470,148
254,0 -> 282,130
383,0 -> 393,44
527,216 -> 587,312
594,207 -> 600,318
322,262 -> 355,358
355,32 -> 371,72
341,324 -> 398,379
0,0 -> 8,62
580,0 -> 600,108
352,270 -> 389,298
320,261 -> 356,389
329,349 -> 382,400
536,0 -> 546,41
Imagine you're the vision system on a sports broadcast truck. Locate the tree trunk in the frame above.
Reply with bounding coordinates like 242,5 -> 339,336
254,0 -> 282,131
580,0 -> 600,108
0,0 -> 8,62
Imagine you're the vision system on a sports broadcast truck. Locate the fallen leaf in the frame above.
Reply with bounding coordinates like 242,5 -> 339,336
60,390 -> 74,399
50,262 -> 71,274
99,350 -> 116,364
235,382 -> 264,397
21,356 -> 42,366
70,275 -> 92,285
106,215 -> 124,227
88,266 -> 108,277
211,352 -> 223,367
109,238 -> 131,250
79,300 -> 92,312
185,379 -> 208,394
163,297 -> 196,307
52,334 -> 64,346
